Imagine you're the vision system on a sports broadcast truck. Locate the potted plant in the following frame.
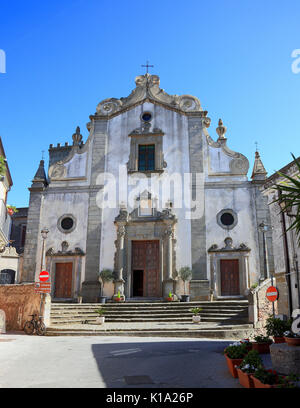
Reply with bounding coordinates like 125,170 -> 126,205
252,335 -> 273,354
99,268 -> 114,303
223,342 -> 248,378
166,291 -> 173,302
240,338 -> 252,352
236,350 -> 263,388
178,266 -> 192,302
95,308 -> 105,324
190,307 -> 202,323
6,205 -> 18,216
265,315 -> 291,343
283,330 -> 300,346
250,368 -> 279,388
114,290 -> 125,302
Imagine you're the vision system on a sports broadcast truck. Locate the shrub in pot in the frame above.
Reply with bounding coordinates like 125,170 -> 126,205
265,315 -> 291,343
240,338 -> 252,352
95,308 -> 105,324
250,368 -> 279,388
166,291 -> 173,302
236,350 -> 263,388
252,335 -> 273,354
223,342 -> 248,378
190,307 -> 202,323
178,266 -> 192,302
99,268 -> 114,303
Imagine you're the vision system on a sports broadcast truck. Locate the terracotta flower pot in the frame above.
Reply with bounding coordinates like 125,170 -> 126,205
224,354 -> 244,378
274,336 -> 285,344
167,297 -> 173,301
7,208 -> 14,216
237,368 -> 255,388
284,337 -> 300,346
250,376 -> 279,389
252,342 -> 272,354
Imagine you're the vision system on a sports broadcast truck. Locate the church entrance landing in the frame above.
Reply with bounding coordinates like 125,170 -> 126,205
132,240 -> 160,298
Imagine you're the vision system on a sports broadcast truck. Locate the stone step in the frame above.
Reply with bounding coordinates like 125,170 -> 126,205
50,317 -> 248,325
45,326 -> 254,340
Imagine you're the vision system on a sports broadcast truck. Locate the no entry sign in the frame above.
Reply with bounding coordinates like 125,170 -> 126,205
266,286 -> 279,302
39,271 -> 50,282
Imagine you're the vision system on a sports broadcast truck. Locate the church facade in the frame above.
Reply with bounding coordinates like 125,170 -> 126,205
21,73 -> 274,302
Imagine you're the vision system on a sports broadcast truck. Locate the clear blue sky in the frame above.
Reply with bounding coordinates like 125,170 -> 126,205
0,0 -> 299,207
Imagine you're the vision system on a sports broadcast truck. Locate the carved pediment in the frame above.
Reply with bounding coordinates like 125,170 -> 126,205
95,74 -> 203,117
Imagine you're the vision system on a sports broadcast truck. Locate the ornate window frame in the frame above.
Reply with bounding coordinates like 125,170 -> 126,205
127,127 -> 166,175
216,209 -> 238,230
57,214 -> 77,234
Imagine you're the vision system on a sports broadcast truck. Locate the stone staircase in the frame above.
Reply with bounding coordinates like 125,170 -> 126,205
46,300 -> 254,339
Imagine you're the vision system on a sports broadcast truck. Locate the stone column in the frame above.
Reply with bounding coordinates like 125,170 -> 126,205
114,225 -> 126,299
163,225 -> 174,298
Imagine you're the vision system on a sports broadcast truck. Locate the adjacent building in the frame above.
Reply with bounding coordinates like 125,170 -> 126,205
263,156 -> 300,317
0,137 -> 19,284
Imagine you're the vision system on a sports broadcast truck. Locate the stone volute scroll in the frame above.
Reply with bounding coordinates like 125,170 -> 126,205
94,73 -> 203,118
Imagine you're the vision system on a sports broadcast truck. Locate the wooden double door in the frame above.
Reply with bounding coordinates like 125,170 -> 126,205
220,259 -> 240,296
131,240 -> 160,297
55,262 -> 73,298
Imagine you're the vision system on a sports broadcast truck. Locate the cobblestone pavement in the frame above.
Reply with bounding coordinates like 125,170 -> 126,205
0,334 -> 271,388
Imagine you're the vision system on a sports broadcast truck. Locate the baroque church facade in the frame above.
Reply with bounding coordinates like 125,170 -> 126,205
21,73 -> 274,302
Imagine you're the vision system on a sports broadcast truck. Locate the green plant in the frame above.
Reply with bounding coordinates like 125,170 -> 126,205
253,368 -> 278,385
99,268 -> 114,296
117,290 -> 121,299
224,343 -> 248,359
6,205 -> 18,213
277,374 -> 299,388
250,283 -> 258,290
178,266 -> 192,295
238,350 -> 263,373
272,154 -> 300,245
168,291 -> 173,298
95,308 -> 105,316
190,307 -> 202,315
265,316 -> 291,337
254,335 -> 272,344
0,156 -> 6,177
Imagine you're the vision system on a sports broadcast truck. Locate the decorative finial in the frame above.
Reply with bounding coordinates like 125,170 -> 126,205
72,126 -> 82,146
41,150 -> 45,160
255,141 -> 258,152
216,119 -> 227,140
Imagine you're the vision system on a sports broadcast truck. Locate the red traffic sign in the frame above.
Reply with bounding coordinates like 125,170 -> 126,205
39,271 -> 50,282
35,282 -> 51,293
266,286 -> 279,302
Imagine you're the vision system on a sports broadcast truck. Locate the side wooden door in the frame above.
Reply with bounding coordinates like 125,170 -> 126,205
220,259 -> 240,296
55,263 -> 73,298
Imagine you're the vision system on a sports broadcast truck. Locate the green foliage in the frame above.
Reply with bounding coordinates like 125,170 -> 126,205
265,315 -> 291,337
250,282 -> 258,289
0,156 -> 6,177
254,335 -> 272,344
253,368 -> 278,385
95,308 -> 105,316
190,307 -> 202,315
277,373 -> 299,388
117,290 -> 121,299
178,266 -> 192,295
6,205 -> 18,213
99,268 -> 114,296
238,350 -> 263,373
224,343 -> 248,359
168,291 -> 173,298
272,154 -> 300,245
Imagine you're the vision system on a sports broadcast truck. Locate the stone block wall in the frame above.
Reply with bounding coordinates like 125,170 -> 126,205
248,278 -> 278,337
0,284 -> 42,331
